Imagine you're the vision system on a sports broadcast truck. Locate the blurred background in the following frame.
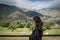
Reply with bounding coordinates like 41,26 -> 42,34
0,0 -> 60,40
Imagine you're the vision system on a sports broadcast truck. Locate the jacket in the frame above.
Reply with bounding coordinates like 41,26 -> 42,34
29,27 -> 42,40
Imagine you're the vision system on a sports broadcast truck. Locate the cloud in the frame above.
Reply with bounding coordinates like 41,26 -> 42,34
29,0 -> 53,2
51,0 -> 60,8
0,0 -> 60,10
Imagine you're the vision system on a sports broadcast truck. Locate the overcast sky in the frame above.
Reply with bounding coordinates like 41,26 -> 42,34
0,0 -> 60,10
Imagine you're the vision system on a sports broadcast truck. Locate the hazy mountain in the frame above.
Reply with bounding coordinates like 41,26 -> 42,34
39,8 -> 60,20
36,8 -> 60,23
0,4 -> 60,23
0,4 -> 27,21
0,4 -> 44,22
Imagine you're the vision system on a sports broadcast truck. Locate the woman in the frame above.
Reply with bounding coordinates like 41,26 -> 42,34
29,16 -> 43,40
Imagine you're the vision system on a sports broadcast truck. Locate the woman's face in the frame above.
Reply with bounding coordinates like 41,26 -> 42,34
32,19 -> 35,23
32,19 -> 36,25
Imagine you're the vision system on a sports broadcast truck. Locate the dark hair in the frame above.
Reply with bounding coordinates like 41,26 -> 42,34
33,16 -> 43,30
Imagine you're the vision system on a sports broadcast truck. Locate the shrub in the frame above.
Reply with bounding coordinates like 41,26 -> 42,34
8,22 -> 19,31
43,22 -> 55,31
26,23 -> 32,28
43,22 -> 50,31
0,21 -> 10,27
18,22 -> 25,28
29,23 -> 35,31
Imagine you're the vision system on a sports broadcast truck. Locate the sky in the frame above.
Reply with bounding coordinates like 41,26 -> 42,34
0,0 -> 60,10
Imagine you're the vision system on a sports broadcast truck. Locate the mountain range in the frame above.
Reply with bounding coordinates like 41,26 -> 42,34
0,4 -> 60,24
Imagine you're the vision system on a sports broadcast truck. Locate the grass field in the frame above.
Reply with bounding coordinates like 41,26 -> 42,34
0,27 -> 32,34
0,37 -> 60,40
0,27 -> 60,40
0,27 -> 60,34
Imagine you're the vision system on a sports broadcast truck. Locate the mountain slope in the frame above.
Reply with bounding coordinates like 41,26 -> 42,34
0,4 -> 28,21
0,4 -> 60,23
0,4 -> 44,22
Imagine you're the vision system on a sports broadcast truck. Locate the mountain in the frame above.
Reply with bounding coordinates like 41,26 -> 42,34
0,4 -> 28,22
25,11 -> 44,17
0,4 -> 44,22
0,4 -> 60,24
36,8 -> 60,23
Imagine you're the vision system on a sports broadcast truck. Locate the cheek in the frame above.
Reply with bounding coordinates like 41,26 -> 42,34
32,20 -> 35,24
33,20 -> 35,23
